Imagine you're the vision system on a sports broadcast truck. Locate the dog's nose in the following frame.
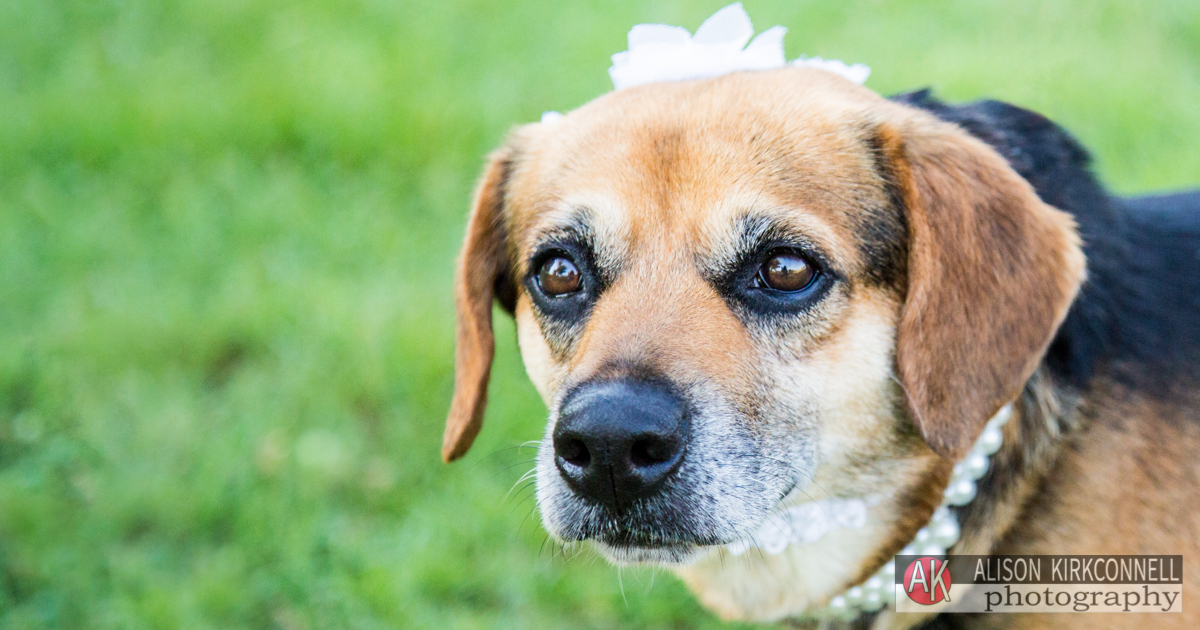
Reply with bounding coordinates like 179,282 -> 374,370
553,379 -> 688,510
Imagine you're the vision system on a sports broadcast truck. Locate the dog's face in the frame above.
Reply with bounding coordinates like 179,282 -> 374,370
443,69 -> 1084,619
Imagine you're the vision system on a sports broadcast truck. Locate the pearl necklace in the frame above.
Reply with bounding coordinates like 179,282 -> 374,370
729,404 -> 1013,622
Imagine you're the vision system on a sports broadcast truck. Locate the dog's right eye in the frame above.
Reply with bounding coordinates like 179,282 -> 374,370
524,238 -> 604,330
537,256 -> 582,296
755,252 -> 816,293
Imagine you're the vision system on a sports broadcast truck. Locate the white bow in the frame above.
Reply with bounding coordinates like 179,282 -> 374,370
608,3 -> 870,91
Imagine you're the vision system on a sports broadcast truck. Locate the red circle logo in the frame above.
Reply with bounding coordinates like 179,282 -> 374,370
903,557 -> 953,605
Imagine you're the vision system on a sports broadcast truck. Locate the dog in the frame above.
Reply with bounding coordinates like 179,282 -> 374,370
440,67 -> 1200,629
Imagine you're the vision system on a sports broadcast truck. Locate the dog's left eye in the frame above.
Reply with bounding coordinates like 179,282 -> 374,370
754,252 -> 816,292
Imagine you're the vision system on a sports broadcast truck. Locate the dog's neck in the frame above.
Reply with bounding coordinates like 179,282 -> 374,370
816,403 -> 1019,623
954,368 -> 1084,556
862,368 -> 1086,630
724,399 -> 1027,625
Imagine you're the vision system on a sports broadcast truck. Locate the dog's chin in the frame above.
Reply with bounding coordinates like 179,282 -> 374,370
592,540 -> 704,566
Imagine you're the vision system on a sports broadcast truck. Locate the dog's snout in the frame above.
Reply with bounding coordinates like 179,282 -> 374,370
553,380 -> 688,510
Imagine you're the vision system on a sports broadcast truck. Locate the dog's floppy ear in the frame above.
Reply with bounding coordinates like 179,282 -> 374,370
443,147 -> 517,463
878,119 -> 1085,459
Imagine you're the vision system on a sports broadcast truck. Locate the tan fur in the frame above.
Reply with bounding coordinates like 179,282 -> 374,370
442,147 -> 513,462
442,67 -> 1193,628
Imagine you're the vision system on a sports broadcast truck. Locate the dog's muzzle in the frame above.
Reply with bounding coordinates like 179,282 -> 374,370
552,379 -> 689,512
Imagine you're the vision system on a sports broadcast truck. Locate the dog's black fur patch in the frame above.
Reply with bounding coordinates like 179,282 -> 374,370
892,90 -> 1200,396
860,129 -> 911,288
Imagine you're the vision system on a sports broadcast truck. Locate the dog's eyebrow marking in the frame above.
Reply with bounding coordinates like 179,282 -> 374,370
701,212 -> 840,281
526,207 -> 624,289
526,208 -> 593,257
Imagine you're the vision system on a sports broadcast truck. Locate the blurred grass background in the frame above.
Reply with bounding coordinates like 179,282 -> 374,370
0,1 -> 1197,628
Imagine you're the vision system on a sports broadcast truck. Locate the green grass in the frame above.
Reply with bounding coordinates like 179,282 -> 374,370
0,1 -> 1197,628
